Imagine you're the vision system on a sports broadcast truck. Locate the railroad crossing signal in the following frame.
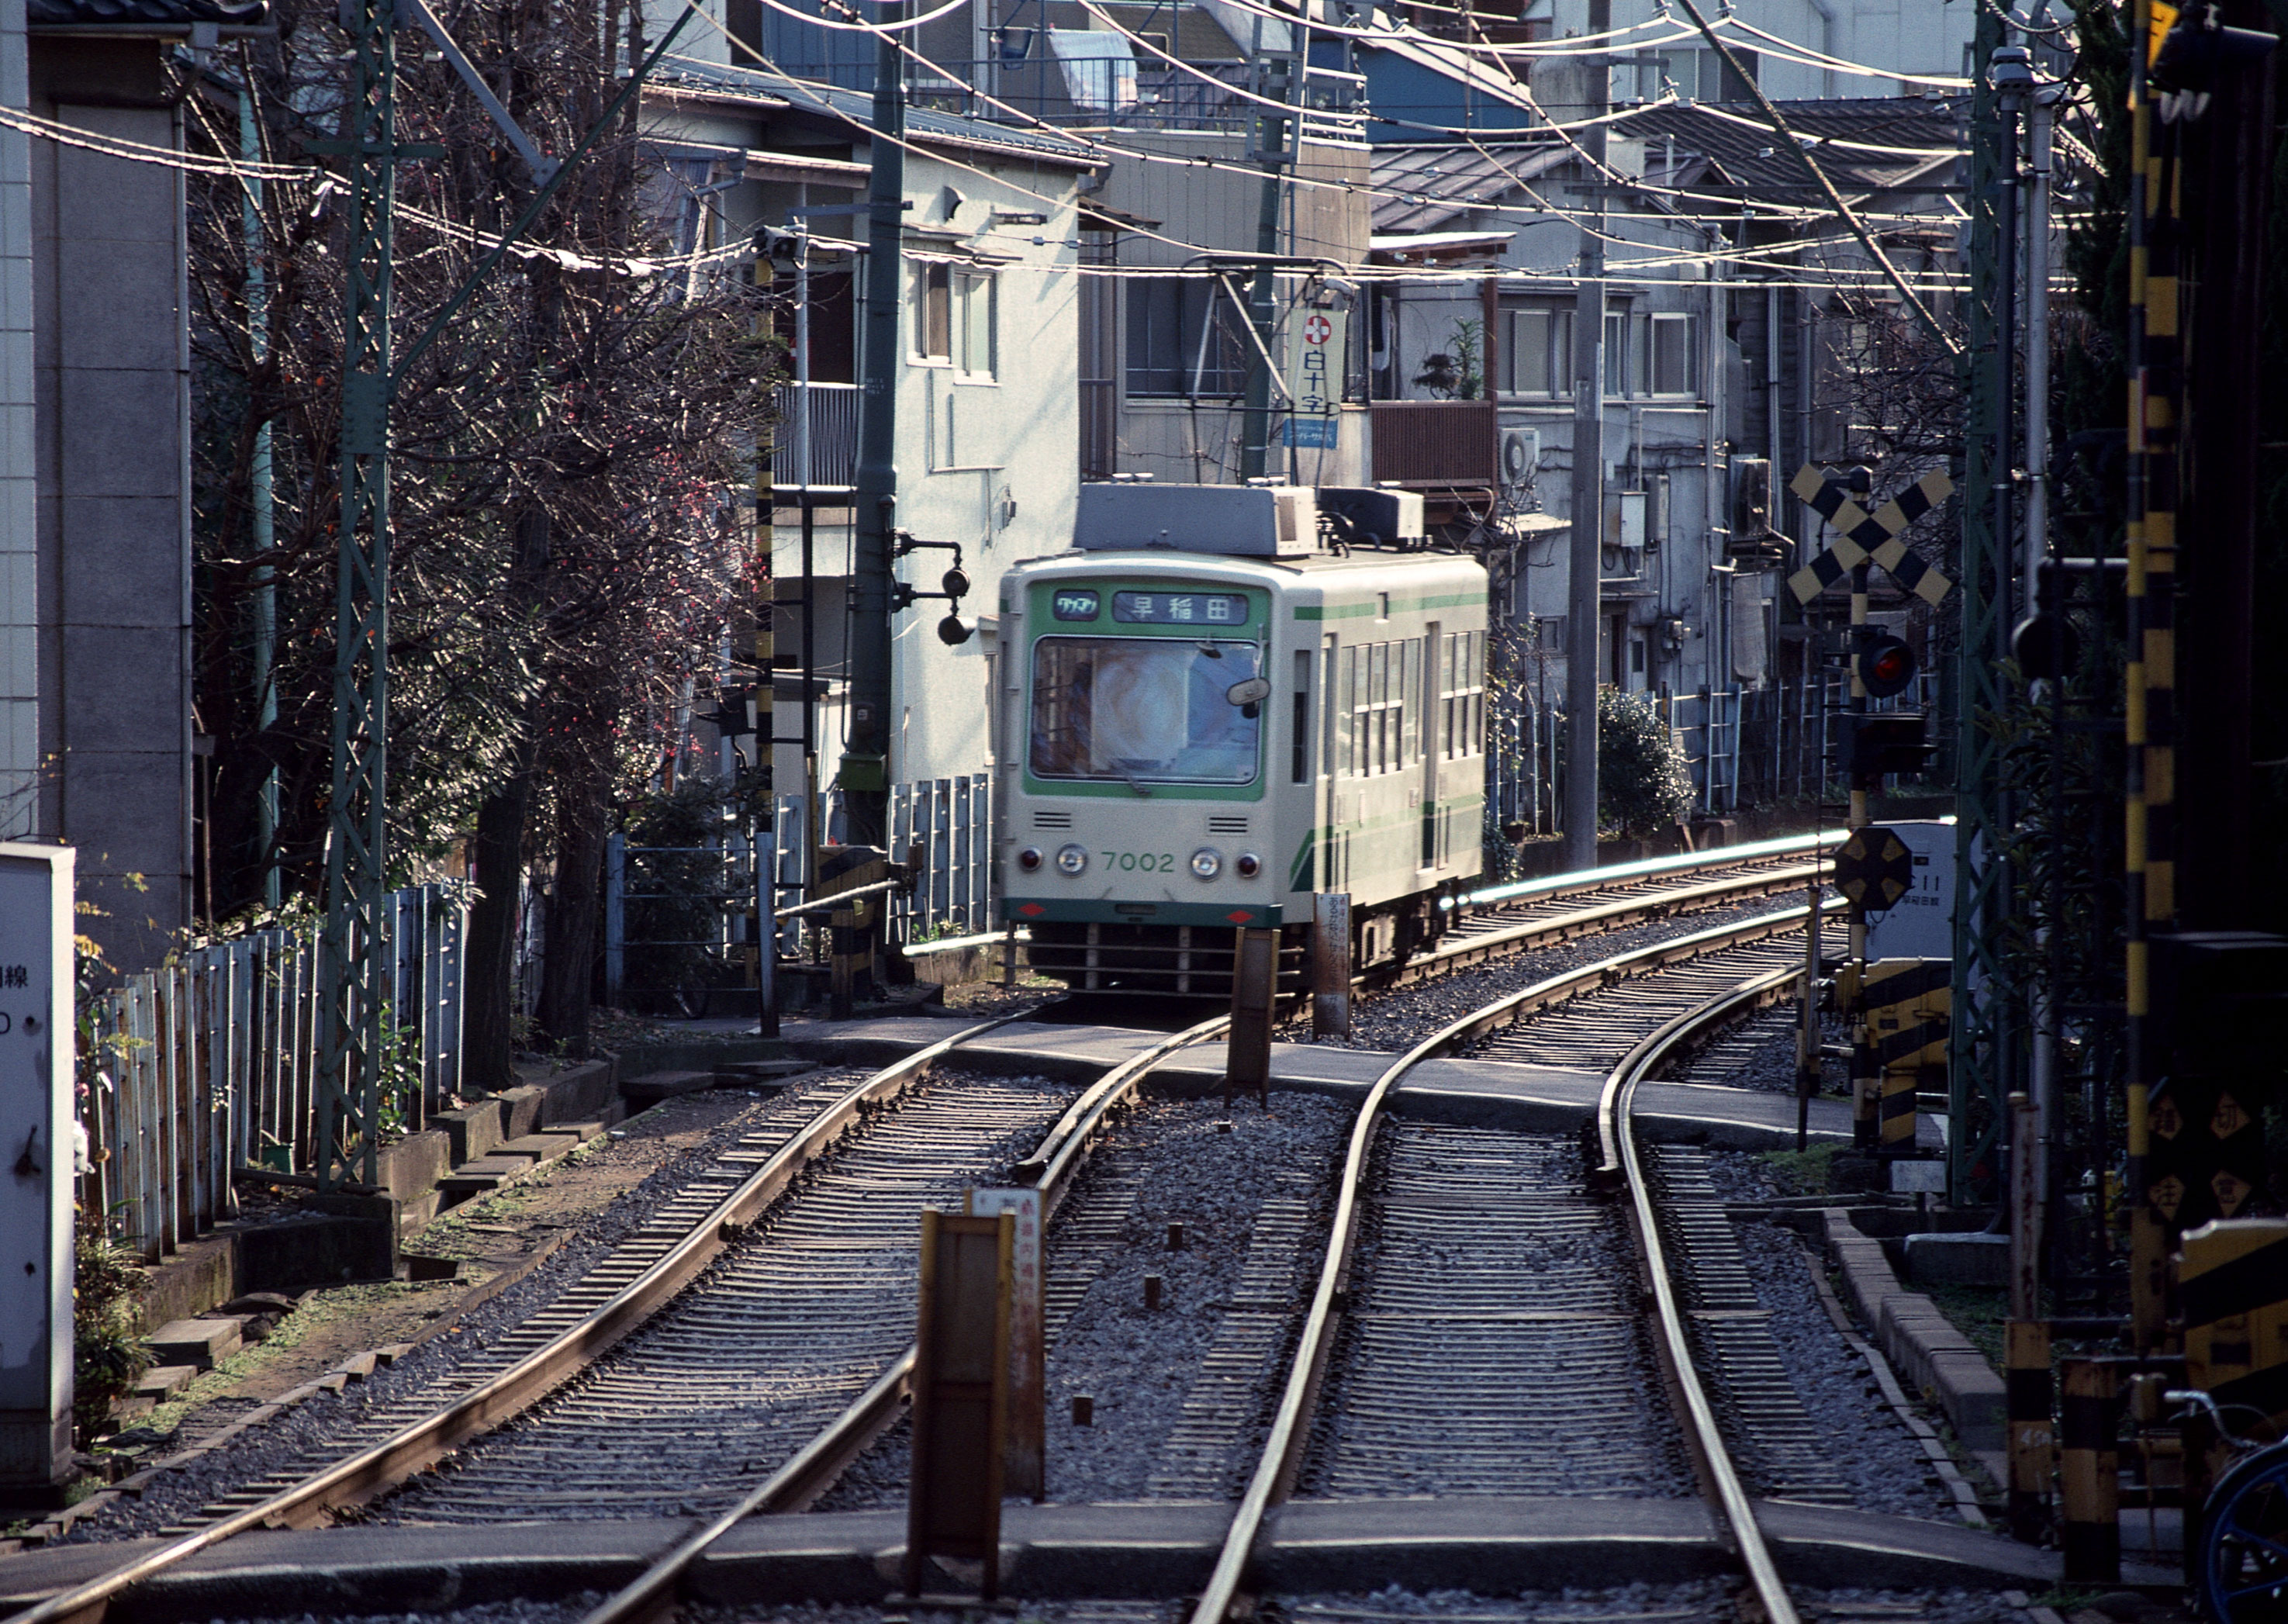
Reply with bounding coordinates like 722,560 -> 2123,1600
1787,465 -> 1958,606
1833,824 -> 1915,910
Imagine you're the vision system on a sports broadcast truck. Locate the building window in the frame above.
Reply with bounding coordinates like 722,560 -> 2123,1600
914,263 -> 952,361
1125,275 -> 1248,397
1650,313 -> 1695,396
914,264 -> 995,376
1506,306 -> 1572,396
956,270 -> 996,378
1604,309 -> 1630,397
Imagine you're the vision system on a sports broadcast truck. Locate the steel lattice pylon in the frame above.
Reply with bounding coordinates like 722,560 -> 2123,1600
1948,5 -> 2014,1203
316,0 -> 396,1190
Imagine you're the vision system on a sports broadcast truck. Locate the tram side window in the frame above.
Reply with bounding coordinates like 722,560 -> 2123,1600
1337,645 -> 1356,776
1291,649 -> 1312,783
1440,632 -> 1487,760
1346,640 -> 1408,776
1391,635 -> 1409,764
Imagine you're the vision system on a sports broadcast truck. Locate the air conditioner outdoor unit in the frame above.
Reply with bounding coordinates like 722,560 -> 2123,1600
1498,427 -> 1539,495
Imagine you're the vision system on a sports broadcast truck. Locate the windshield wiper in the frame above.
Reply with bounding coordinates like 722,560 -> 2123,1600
1121,770 -> 1154,798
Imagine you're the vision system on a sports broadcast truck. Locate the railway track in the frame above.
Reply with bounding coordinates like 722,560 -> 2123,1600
1189,904 -> 1847,1624
11,1008 -> 1225,1624
11,842 -> 1849,1624
1384,830 -> 1839,987
557,899 -> 1840,1624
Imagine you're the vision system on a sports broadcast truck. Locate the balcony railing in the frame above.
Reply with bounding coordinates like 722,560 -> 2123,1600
771,380 -> 859,491
1370,399 -> 1498,488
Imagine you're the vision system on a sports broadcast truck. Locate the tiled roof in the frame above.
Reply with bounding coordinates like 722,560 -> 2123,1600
1611,97 -> 1962,201
1370,139 -> 1562,233
28,0 -> 264,26
655,60 -> 1104,168
1368,98 -> 1961,234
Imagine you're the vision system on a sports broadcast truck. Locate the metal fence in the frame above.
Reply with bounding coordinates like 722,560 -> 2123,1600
770,382 -> 859,489
601,778 -> 993,1004
79,884 -> 468,1262
888,774 -> 993,944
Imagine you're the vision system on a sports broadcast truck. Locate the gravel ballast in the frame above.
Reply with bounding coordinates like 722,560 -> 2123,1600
816,1089 -> 1354,1509
163,1586 -> 2120,1624
60,1070 -> 878,1543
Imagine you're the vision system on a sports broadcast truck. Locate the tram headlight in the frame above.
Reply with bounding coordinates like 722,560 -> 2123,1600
1190,848 -> 1222,880
1235,852 -> 1261,878
1055,842 -> 1088,876
1018,846 -> 1044,872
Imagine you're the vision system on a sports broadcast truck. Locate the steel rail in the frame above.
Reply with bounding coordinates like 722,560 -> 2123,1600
1384,859 -> 1825,986
1445,828 -> 1842,914
572,1009 -> 1236,1624
1183,900 -> 1833,1624
1602,959 -> 1815,1624
5,1010 -> 1045,1624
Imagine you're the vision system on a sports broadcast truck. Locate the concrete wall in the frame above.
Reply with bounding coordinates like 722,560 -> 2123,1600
29,37 -> 192,971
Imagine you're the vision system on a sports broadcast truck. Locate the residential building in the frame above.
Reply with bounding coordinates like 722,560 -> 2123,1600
2,0 -> 259,969
1368,95 -> 1963,811
639,59 -> 1098,810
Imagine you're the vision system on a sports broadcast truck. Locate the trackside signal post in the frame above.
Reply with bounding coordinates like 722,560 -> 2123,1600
0,843 -> 74,1503
843,0 -> 906,848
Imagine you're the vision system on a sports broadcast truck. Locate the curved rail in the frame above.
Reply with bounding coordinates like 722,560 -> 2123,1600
1606,962 -> 1809,1624
9,1010 -> 1047,1624
1184,900 -> 1833,1624
572,1009 -> 1237,1624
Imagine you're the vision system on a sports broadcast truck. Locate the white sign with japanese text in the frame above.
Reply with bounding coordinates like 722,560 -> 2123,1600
966,1186 -> 1044,1498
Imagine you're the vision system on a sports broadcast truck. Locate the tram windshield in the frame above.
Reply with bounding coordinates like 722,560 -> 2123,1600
1028,637 -> 1262,786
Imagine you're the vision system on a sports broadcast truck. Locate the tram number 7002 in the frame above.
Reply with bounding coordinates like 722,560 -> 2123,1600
1104,851 -> 1177,873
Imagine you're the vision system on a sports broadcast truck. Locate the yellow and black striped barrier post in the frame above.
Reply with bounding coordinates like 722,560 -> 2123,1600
2181,1216 -> 2288,1432
2006,1316 -> 2055,1543
1842,959 -> 1948,1155
816,845 -> 888,1020
2058,1358 -> 2121,1582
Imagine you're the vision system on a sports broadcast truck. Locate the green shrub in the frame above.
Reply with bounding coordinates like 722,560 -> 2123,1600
1598,686 -> 1693,836
74,1229 -> 148,1443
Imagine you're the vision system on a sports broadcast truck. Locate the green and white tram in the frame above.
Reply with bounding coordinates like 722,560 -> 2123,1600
996,483 -> 1489,993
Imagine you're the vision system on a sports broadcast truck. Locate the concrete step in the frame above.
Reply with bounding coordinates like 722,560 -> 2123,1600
497,1132 -> 583,1164
143,1318 -> 243,1370
132,1364 -> 199,1401
621,1070 -> 720,1106
712,1059 -> 817,1094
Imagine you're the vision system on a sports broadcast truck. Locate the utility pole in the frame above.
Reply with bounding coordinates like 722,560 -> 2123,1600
1561,0 -> 1609,872
1947,12 -> 2015,1207
1239,11 -> 1298,481
240,75 -> 278,910
846,2 -> 905,845
314,0 -> 399,1189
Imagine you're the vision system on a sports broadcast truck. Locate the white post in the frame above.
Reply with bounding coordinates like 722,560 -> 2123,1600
0,841 -> 75,1500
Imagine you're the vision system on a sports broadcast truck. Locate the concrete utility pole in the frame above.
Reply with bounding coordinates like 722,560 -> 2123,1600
1239,10 -> 1297,481
847,6 -> 907,845
1562,0 -> 1609,872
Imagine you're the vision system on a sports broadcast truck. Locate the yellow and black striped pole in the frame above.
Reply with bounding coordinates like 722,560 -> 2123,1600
2124,0 -> 2177,1353
2006,1316 -> 2055,1543
2058,1359 -> 2120,1582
